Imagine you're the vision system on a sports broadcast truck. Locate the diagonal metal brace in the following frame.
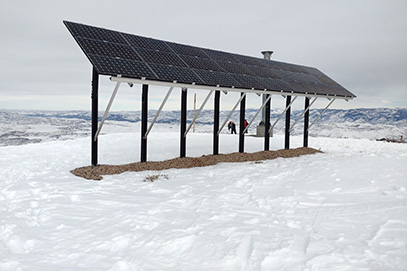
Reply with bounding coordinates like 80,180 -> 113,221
218,93 -> 247,135
94,81 -> 121,141
143,86 -> 174,139
308,98 -> 336,131
243,94 -> 271,134
290,97 -> 318,131
184,90 -> 214,137
269,95 -> 298,134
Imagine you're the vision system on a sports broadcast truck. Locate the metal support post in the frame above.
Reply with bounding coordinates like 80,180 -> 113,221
304,97 -> 310,147
91,67 -> 99,167
239,92 -> 246,153
180,88 -> 187,158
213,90 -> 220,155
285,95 -> 291,149
141,84 -> 148,162
264,94 -> 271,151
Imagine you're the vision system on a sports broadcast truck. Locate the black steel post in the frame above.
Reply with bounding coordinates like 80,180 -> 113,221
285,95 -> 291,149
239,92 -> 246,153
303,97 -> 310,147
213,90 -> 220,155
180,88 -> 187,158
141,84 -> 148,162
91,67 -> 99,167
264,94 -> 271,151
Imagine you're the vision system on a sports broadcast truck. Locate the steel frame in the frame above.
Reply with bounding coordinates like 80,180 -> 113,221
110,76 -> 352,101
88,74 -> 348,165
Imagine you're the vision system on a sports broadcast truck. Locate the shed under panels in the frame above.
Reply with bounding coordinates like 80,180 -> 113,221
64,21 -> 356,166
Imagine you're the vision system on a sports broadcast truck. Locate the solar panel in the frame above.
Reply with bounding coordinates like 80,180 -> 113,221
88,55 -> 156,79
135,48 -> 187,67
77,38 -> 141,61
194,69 -> 239,88
64,21 -> 356,98
149,63 -> 204,84
180,55 -> 223,71
167,42 -> 209,58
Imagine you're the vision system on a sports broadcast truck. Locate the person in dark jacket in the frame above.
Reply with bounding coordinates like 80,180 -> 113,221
231,121 -> 237,134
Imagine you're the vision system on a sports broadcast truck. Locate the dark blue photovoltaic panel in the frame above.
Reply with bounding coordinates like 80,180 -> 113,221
135,48 -> 186,67
246,65 -> 280,78
64,21 -> 356,97
180,55 -> 223,71
233,54 -> 270,68
149,63 -> 204,85
260,77 -> 296,92
167,42 -> 209,58
66,22 -> 127,45
215,61 -> 255,75
231,74 -> 269,90
203,49 -> 239,62
88,55 -> 156,79
121,33 -> 172,53
194,70 -> 239,88
77,38 -> 141,61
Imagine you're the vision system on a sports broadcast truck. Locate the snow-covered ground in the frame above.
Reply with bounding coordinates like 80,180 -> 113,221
1,127 -> 406,270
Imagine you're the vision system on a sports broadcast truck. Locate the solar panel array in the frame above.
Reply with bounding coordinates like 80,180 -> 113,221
64,21 -> 355,98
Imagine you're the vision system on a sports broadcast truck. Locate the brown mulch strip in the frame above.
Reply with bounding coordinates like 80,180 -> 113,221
71,147 -> 322,180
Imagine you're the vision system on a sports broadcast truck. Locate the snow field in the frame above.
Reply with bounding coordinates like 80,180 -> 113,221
0,129 -> 406,270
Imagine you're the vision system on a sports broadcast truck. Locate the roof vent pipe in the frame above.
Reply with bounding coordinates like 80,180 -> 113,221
261,51 -> 273,60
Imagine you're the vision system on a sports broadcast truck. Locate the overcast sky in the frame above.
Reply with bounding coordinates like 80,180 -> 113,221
0,0 -> 406,112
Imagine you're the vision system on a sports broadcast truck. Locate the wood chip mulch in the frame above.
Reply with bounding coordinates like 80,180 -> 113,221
71,147 -> 322,180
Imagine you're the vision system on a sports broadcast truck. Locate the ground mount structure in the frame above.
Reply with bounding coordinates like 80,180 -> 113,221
64,21 -> 356,166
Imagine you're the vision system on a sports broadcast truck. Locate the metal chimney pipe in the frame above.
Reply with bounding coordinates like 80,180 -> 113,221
261,51 -> 273,60
261,51 -> 273,124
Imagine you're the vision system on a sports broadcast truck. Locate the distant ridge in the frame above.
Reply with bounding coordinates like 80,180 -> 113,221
1,108 -> 406,146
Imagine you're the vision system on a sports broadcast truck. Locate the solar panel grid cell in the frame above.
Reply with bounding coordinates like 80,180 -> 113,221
231,74 -> 269,90
203,49 -> 239,62
150,64 -> 204,84
68,23 -> 127,45
194,69 -> 240,88
245,65 -> 280,78
88,55 -> 156,79
215,61 -> 255,75
167,42 -> 209,58
180,55 -> 224,71
77,38 -> 141,61
233,55 -> 270,67
135,48 -> 187,67
123,33 -> 172,53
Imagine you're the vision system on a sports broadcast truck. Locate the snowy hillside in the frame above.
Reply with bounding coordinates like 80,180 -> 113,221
1,108 -> 406,147
1,129 -> 406,270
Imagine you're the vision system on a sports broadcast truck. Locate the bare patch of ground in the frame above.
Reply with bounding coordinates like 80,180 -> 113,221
71,147 -> 323,180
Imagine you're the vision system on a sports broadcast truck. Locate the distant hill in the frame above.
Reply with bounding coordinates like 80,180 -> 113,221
1,108 -> 406,146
